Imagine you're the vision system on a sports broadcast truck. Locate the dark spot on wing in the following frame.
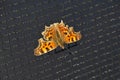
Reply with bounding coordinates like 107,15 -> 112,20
75,36 -> 77,40
71,38 -> 74,42
48,42 -> 51,45
50,46 -> 53,48
67,35 -> 70,37
64,32 -> 67,35
46,47 -> 49,51
40,49 -> 44,53
48,36 -> 52,40
68,39 -> 70,41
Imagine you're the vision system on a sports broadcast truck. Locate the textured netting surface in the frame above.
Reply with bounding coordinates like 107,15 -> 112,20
0,0 -> 120,80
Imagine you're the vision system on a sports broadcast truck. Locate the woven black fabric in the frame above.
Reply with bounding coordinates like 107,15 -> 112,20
0,0 -> 120,80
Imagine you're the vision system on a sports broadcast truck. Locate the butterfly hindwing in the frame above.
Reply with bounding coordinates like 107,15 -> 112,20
64,27 -> 82,43
34,38 -> 57,56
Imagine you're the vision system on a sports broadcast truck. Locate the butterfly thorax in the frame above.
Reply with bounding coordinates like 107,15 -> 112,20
55,29 -> 65,49
54,25 -> 65,49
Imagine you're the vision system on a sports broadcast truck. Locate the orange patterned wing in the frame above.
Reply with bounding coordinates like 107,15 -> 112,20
57,20 -> 70,38
42,25 -> 56,41
34,38 -> 57,56
64,27 -> 82,43
57,20 -> 82,43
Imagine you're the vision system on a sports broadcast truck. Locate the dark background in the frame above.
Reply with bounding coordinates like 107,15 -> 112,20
0,0 -> 120,80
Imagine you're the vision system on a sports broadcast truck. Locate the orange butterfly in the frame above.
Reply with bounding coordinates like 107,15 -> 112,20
34,20 -> 82,56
